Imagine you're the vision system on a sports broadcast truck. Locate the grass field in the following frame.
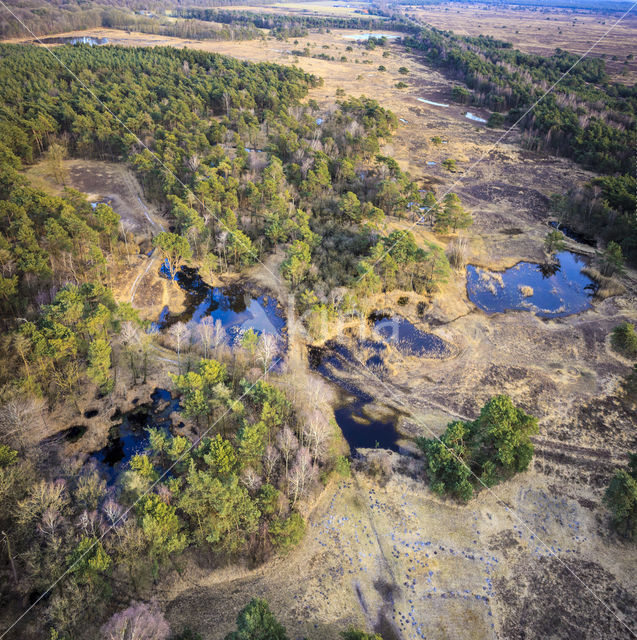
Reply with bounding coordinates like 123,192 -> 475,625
403,2 -> 637,82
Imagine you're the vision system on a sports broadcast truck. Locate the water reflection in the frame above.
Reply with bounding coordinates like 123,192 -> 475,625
466,251 -> 597,317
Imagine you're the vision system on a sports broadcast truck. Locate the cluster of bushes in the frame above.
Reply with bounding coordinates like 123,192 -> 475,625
605,453 -> 637,541
611,322 -> 637,360
417,395 -> 538,501
97,597 -> 382,640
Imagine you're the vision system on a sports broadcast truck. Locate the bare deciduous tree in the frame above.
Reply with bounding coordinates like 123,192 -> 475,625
288,446 -> 317,507
168,321 -> 190,374
101,600 -> 170,640
276,427 -> 298,482
262,444 -> 280,484
240,467 -> 262,494
302,410 -> 331,463
257,333 -> 278,376
0,395 -> 46,450
102,499 -> 126,529
197,317 -> 214,359
211,318 -> 227,355
121,321 -> 141,384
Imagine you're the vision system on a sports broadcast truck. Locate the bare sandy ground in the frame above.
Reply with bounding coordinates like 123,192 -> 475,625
163,466 -> 637,639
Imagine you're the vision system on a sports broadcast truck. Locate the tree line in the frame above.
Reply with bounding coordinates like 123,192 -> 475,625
402,28 -> 635,176
176,8 -> 421,39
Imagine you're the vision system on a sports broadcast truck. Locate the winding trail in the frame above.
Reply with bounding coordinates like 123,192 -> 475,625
129,249 -> 158,303
125,188 -> 166,304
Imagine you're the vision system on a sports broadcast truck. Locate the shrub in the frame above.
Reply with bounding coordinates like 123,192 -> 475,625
544,229 -> 566,255
397,295 -> 409,306
334,455 -> 351,477
447,237 -> 469,269
268,512 -> 305,553
224,599 -> 288,640
599,241 -> 624,276
604,454 -> 637,540
611,322 -> 637,358
341,630 -> 382,640
417,396 -> 538,501
487,112 -> 505,128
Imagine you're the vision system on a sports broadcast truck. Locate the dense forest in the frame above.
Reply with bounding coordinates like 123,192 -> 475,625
0,0 -> 263,39
176,7 -> 420,38
0,42 -> 466,637
0,43 -> 459,330
0,0 -> 420,40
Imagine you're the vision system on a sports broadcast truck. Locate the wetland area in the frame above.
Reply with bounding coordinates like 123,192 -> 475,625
1,5 -> 636,639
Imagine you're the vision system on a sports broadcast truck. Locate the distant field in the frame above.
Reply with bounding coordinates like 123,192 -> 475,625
215,1 -> 371,17
403,2 -> 637,81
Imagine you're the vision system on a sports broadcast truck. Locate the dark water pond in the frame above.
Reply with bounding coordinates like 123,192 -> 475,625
308,344 -> 401,453
466,251 -> 596,318
90,388 -> 180,483
153,265 -> 286,345
549,221 -> 596,247
370,314 -> 450,357
38,36 -> 108,45
44,425 -> 88,445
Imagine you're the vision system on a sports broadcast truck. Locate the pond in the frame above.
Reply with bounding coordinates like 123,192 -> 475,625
37,36 -> 108,45
90,388 -> 180,483
153,265 -> 286,346
308,344 -> 401,453
466,251 -> 597,318
370,314 -> 450,357
465,112 -> 487,123
417,98 -> 449,108
549,221 -> 596,247
44,425 -> 88,445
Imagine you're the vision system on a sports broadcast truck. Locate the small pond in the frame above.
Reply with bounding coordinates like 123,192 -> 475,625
370,314 -> 450,357
44,425 -> 88,445
38,36 -> 108,45
465,112 -> 487,123
153,265 -> 286,345
90,388 -> 180,483
549,221 -> 596,247
466,251 -> 597,318
417,98 -> 449,108
308,344 -> 401,453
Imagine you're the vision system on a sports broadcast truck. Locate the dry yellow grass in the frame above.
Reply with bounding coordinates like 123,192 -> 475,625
404,2 -> 637,82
